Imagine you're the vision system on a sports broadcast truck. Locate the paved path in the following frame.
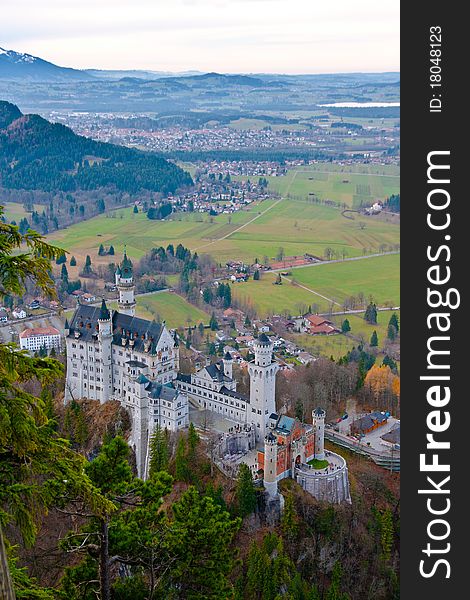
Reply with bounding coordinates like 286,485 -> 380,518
191,171 -> 299,253
270,250 -> 399,273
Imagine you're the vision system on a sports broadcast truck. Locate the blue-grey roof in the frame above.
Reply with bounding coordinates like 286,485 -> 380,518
67,304 -> 164,351
257,333 -> 271,345
136,374 -> 150,384
275,415 -> 295,434
147,381 -> 179,402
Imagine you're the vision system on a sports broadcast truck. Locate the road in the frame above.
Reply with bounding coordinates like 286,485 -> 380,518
190,171 -> 299,253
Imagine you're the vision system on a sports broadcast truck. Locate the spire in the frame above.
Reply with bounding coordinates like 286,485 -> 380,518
99,298 -> 110,320
120,246 -> 133,278
64,318 -> 70,330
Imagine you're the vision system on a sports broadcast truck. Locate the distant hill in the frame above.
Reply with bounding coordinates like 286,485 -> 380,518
0,101 -> 193,194
0,47 -> 95,81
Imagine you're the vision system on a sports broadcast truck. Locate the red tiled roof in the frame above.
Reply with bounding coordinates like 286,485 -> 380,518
20,326 -> 60,338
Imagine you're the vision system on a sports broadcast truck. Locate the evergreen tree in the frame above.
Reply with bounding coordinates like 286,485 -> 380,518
341,319 -> 351,333
108,245 -> 115,256
235,463 -> 257,518
148,425 -> 169,476
370,330 -> 378,347
389,312 -> 399,333
70,255 -> 77,266
0,209 -> 110,596
60,263 -> 69,282
244,315 -> 251,327
98,244 -> 105,256
198,322 -> 205,336
187,422 -> 200,463
281,494 -> 299,540
209,312 -> 219,330
56,253 -> 67,265
382,354 -> 398,373
175,435 -> 189,482
223,284 -> 232,308
133,205 -> 138,214
253,269 -> 260,280
163,487 -> 240,597
364,302 -> 378,324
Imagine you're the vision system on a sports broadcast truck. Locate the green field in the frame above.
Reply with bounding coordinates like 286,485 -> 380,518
112,292 -> 210,329
292,309 -> 400,361
262,164 -> 399,209
1,201 -> 43,221
48,194 -> 399,269
232,254 -> 399,317
292,253 -> 400,307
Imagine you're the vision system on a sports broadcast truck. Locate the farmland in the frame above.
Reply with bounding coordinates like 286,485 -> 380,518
232,253 -> 399,317
47,192 -> 399,270
261,163 -> 399,209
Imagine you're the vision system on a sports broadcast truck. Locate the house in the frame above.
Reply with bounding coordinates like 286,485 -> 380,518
230,273 -> 248,283
81,293 -> 96,303
235,335 -> 255,346
71,290 -> 84,298
223,308 -> 245,321
381,424 -> 400,447
0,308 -> 8,323
305,314 -> 339,336
29,300 -> 41,310
216,331 -> 230,343
253,320 -> 270,333
12,308 -> 27,320
351,412 -> 389,435
19,326 -> 61,353
297,352 -> 316,365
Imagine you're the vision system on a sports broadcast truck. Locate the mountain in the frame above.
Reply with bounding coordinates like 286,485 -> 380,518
83,68 -> 204,80
0,101 -> 192,194
0,47 -> 95,81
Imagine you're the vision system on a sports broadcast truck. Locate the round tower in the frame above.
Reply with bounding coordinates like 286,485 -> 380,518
222,351 -> 233,379
248,334 -> 279,440
116,249 -> 136,316
263,430 -> 278,497
312,407 -> 326,460
98,299 -> 113,404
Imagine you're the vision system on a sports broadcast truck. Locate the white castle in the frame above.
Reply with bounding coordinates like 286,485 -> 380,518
64,251 -> 280,477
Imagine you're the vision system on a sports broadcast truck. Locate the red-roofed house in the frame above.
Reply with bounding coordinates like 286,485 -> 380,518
19,326 -> 61,352
305,315 -> 339,336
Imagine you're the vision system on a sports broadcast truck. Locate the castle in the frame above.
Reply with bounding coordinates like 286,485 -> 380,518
64,251 -> 350,503
260,409 -> 351,503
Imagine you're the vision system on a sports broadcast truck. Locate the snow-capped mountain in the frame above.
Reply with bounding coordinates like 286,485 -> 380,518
0,47 -> 95,81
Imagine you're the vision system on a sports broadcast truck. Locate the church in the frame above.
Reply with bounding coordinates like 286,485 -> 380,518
64,251 -> 280,477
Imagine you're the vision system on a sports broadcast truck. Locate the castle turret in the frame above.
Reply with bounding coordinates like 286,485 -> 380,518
263,430 -> 278,497
115,249 -> 136,316
312,407 -> 326,460
98,299 -> 113,404
222,351 -> 233,379
248,334 -> 279,440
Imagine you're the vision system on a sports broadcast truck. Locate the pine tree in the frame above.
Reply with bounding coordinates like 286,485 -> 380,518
70,255 -> 77,266
108,245 -> 114,256
253,269 -> 260,280
364,302 -> 378,324
60,263 -> 69,282
98,244 -> 105,256
281,494 -> 299,539
235,463 -> 256,518
175,435 -> 189,482
209,312 -> 219,330
148,425 -> 169,476
389,312 -> 399,333
370,330 -> 378,347
133,205 -> 139,214
387,324 -> 397,341
341,319 -> 351,333
187,422 -> 200,462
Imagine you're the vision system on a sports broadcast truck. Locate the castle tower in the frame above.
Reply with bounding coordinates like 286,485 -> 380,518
312,407 -> 326,460
263,430 -> 279,497
222,351 -> 233,379
97,299 -> 113,404
248,334 -> 279,440
115,249 -> 136,316
132,373 -> 150,478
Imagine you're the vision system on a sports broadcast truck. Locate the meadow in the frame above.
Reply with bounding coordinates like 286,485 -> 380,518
64,291 -> 210,330
292,309 -> 400,362
231,253 -> 399,317
262,164 -> 399,209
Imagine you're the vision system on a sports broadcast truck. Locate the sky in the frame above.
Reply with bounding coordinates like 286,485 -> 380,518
2,0 -> 400,74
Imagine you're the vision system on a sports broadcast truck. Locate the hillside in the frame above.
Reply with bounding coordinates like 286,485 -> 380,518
0,101 -> 193,194
0,47 -> 94,81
